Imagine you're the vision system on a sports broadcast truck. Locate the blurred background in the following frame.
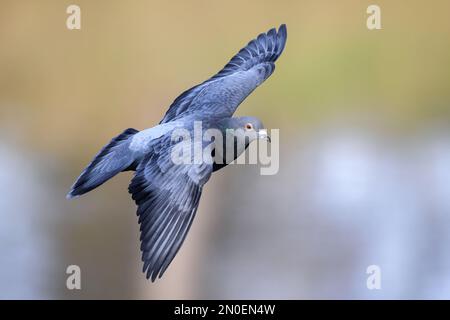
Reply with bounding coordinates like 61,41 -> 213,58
0,0 -> 449,299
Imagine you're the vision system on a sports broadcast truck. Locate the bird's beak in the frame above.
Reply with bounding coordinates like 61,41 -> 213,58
258,129 -> 271,143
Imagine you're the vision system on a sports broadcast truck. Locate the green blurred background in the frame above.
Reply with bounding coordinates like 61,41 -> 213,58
0,0 -> 449,299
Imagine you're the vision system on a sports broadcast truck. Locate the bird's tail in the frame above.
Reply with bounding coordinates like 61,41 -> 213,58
67,128 -> 139,199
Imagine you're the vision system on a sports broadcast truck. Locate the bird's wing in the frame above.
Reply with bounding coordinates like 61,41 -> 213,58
128,135 -> 213,281
160,24 -> 287,123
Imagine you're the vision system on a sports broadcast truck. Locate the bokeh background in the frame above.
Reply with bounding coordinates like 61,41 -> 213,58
1,0 -> 449,299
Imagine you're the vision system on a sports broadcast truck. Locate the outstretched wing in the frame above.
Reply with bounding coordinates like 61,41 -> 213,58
160,24 -> 287,123
128,135 -> 213,281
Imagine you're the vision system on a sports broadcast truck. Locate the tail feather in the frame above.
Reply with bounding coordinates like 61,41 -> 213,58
67,128 -> 139,199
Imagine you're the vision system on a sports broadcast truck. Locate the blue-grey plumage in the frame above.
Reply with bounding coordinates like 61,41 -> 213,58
160,24 -> 287,123
67,24 -> 287,281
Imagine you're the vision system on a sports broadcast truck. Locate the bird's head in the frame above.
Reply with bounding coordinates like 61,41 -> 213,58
223,116 -> 271,143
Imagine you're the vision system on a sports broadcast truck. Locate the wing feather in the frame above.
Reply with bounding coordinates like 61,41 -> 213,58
128,136 -> 213,281
160,24 -> 287,123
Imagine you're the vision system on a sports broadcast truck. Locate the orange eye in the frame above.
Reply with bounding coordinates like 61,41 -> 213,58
245,123 -> 253,130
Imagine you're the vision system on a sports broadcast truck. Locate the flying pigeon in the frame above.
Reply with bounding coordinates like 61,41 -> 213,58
67,24 -> 287,281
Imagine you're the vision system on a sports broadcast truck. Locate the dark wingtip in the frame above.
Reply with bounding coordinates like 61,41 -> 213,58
66,189 -> 79,200
143,264 -> 157,282
263,24 -> 286,63
66,182 -> 84,199
147,269 -> 157,282
277,24 -> 287,53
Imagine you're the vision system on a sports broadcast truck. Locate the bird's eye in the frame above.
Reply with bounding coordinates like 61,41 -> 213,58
245,123 -> 253,130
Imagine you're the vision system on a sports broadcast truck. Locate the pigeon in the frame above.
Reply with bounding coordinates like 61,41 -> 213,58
67,24 -> 287,281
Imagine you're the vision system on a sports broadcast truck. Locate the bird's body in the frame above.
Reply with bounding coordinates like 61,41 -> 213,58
68,25 -> 287,281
